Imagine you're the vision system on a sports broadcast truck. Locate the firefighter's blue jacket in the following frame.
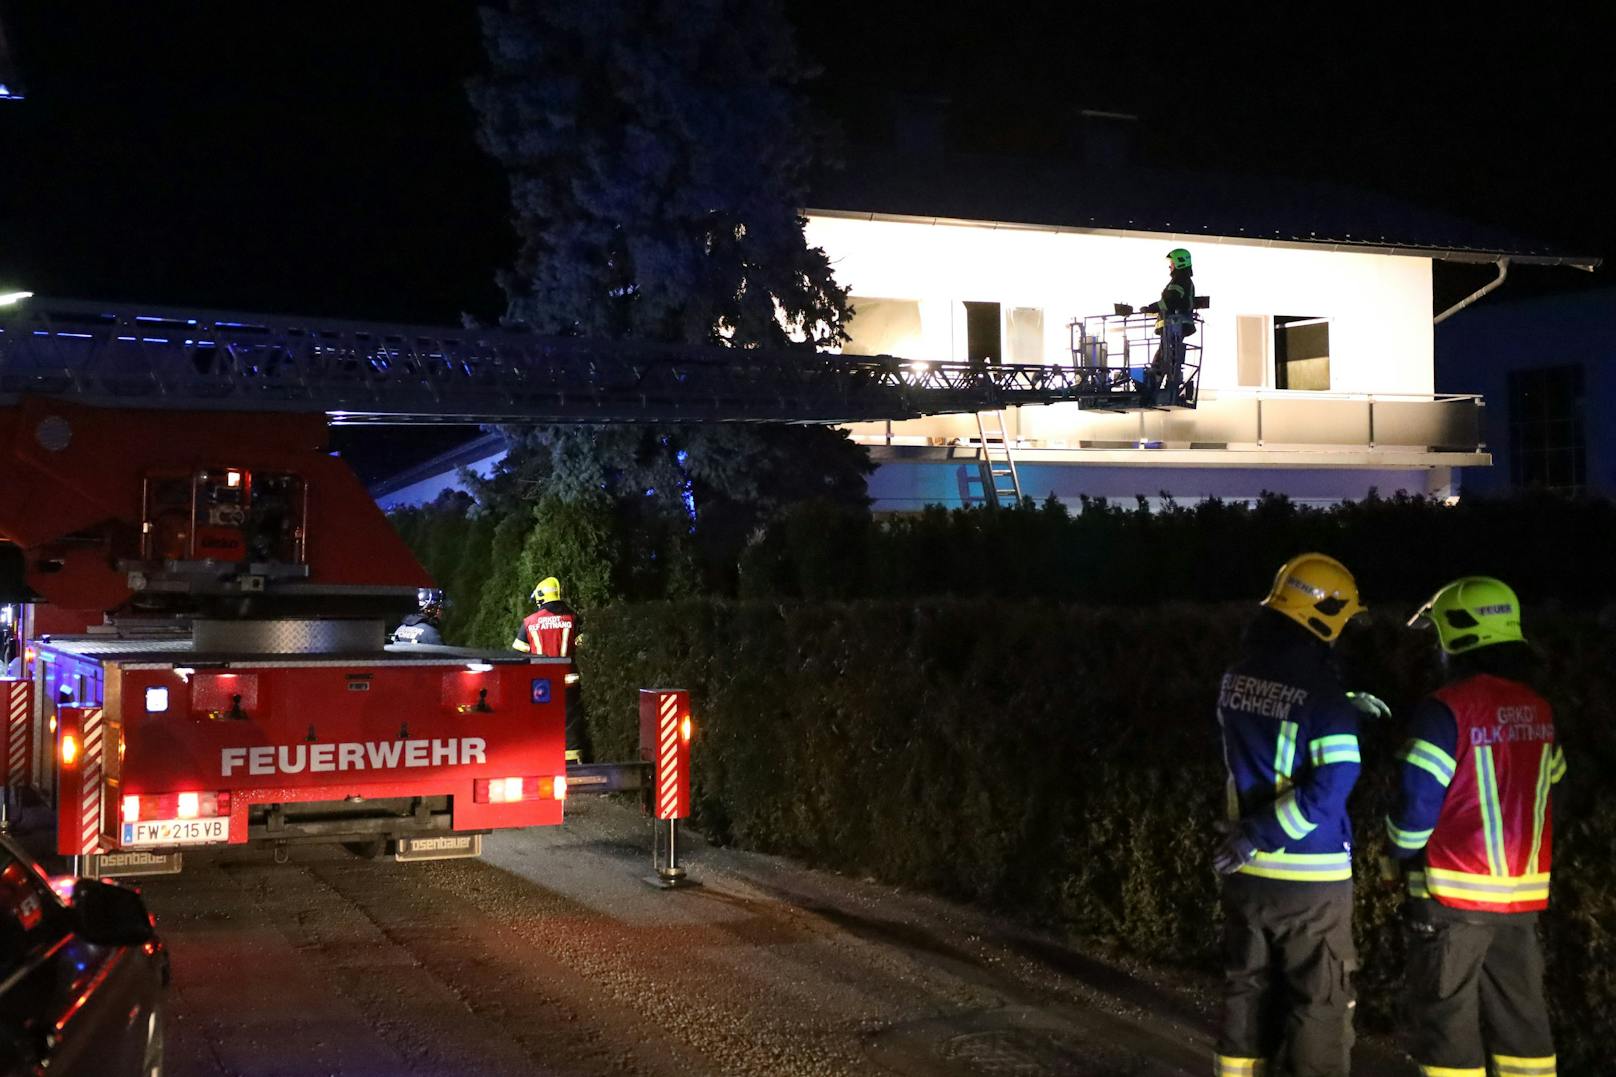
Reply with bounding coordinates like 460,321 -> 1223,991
1217,628 -> 1363,883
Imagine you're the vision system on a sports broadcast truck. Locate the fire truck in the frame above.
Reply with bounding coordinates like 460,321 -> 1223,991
0,297 -> 1096,876
0,396 -> 577,874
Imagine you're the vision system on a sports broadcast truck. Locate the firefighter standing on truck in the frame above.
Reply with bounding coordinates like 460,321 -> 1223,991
1386,577 -> 1562,1077
1212,553 -> 1388,1077
391,588 -> 446,645
512,577 -> 586,760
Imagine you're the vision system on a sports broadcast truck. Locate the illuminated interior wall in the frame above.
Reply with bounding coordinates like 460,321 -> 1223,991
806,214 -> 1435,396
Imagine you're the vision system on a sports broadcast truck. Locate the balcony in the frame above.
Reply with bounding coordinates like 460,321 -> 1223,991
843,390 -> 1488,468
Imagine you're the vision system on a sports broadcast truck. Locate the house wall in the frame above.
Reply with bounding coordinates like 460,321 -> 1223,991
804,214 -> 1435,396
1435,288 -> 1616,496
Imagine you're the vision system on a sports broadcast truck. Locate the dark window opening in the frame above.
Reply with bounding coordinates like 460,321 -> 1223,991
1274,316 -> 1330,390
1508,365 -> 1585,493
964,301 -> 1001,367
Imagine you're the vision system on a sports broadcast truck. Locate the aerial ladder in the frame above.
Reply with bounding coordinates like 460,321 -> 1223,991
0,295 -> 1187,879
0,299 -> 1150,425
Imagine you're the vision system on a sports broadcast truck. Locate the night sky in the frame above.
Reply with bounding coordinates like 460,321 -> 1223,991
1,4 -> 1609,477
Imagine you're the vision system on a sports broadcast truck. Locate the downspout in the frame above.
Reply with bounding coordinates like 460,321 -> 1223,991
1434,257 -> 1510,325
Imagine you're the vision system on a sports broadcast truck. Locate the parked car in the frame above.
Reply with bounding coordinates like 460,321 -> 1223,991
0,834 -> 168,1076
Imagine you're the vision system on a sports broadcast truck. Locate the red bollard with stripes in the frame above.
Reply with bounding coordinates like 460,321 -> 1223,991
638,688 -> 693,886
0,679 -> 32,830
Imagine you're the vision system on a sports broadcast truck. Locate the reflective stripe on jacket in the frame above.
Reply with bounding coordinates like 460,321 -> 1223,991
1218,637 -> 1362,883
516,601 -> 580,657
1389,675 -> 1563,913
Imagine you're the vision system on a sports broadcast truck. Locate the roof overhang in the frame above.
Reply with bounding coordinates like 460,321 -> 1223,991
803,208 -> 1603,270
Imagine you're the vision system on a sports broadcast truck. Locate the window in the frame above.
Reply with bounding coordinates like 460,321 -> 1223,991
1005,307 -> 1045,364
843,297 -> 924,358
1274,316 -> 1330,391
1508,365 -> 1585,493
963,301 -> 1001,366
1235,315 -> 1268,387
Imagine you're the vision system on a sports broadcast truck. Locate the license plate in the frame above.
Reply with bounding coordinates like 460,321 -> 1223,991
121,817 -> 230,847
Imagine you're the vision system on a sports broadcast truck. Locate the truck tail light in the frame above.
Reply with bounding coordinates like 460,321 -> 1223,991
60,734 -> 79,767
681,716 -> 692,742
122,791 -> 231,822
473,776 -> 565,803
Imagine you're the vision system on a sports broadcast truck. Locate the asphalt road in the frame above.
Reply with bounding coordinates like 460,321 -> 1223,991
133,798 -> 1413,1077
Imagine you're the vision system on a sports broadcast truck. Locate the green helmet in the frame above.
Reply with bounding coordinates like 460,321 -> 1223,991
1167,248 -> 1192,270
1407,576 -> 1525,654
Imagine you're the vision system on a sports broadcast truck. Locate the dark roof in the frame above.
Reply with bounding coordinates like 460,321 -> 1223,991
368,432 -> 504,499
807,152 -> 1601,268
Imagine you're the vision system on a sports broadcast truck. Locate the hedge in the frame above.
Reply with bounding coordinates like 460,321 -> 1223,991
397,492 -> 1616,619
738,492 -> 1616,606
576,599 -> 1616,1075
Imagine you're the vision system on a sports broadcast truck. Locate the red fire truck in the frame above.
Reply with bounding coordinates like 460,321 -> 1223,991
0,397 -> 577,874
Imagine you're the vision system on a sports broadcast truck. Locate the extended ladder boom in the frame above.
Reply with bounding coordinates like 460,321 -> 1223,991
2,299 -> 1113,425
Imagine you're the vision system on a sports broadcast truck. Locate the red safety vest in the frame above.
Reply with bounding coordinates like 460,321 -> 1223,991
521,608 -> 577,658
1423,675 -> 1557,914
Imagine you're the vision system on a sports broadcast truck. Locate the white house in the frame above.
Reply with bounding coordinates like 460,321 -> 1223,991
373,155 -> 1599,512
801,152 -> 1598,511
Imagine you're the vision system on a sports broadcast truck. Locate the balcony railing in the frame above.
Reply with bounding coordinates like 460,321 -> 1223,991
846,391 -> 1486,456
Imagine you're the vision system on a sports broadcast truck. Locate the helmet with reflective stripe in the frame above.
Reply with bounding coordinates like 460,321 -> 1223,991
1261,553 -> 1365,643
1408,576 -> 1524,654
531,576 -> 562,605
1167,248 -> 1192,270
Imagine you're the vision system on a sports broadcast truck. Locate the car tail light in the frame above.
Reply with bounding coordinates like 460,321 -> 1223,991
473,776 -> 565,803
122,791 -> 231,822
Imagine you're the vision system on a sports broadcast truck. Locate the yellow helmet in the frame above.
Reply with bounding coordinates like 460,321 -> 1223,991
531,576 -> 561,605
1260,553 -> 1365,643
1408,576 -> 1525,655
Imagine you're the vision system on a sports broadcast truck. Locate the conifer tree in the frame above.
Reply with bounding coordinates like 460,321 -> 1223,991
469,0 -> 871,594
